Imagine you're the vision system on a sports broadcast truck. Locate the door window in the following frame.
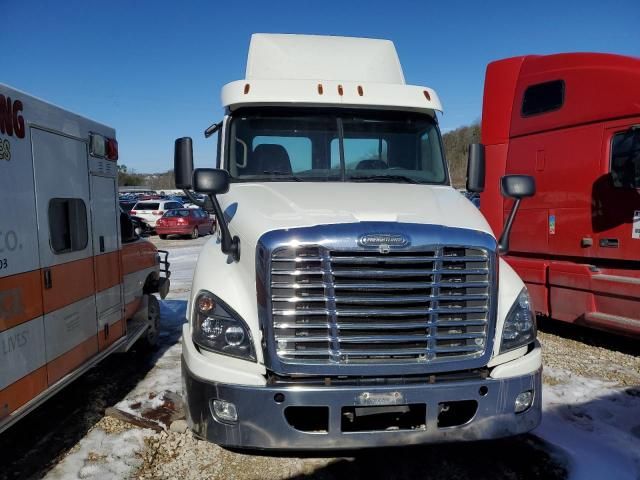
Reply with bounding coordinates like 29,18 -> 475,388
49,198 -> 88,253
610,128 -> 640,188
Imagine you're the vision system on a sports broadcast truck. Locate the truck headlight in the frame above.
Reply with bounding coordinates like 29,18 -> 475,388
192,290 -> 256,361
500,288 -> 536,353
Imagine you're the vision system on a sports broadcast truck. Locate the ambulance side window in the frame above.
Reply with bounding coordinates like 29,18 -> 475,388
49,198 -> 88,254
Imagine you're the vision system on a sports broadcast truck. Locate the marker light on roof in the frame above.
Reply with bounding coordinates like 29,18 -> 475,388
423,90 -> 431,101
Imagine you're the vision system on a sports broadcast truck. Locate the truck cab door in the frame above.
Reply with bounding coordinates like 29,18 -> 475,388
594,119 -> 640,261
30,128 -> 98,386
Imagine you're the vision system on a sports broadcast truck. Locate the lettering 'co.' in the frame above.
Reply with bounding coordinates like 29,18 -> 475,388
0,95 -> 25,139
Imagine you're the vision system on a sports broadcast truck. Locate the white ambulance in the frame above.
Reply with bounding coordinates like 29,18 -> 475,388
0,84 -> 170,433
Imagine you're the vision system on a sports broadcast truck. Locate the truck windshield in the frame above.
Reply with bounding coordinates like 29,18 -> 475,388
227,110 -> 447,184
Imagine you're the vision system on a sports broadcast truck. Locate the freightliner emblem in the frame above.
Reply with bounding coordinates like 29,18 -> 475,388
358,233 -> 410,253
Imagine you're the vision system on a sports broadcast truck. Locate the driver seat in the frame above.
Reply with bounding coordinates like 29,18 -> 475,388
252,144 -> 292,174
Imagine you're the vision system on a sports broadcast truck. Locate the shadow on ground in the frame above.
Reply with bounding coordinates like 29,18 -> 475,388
0,299 -> 186,480
267,435 -> 569,480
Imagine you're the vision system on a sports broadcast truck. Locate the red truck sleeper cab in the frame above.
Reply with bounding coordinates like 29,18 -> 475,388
480,52 -> 640,336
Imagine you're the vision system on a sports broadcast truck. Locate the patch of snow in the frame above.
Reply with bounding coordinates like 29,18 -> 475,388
537,367 -> 640,480
116,238 -> 205,415
47,238 -> 206,479
44,426 -> 153,480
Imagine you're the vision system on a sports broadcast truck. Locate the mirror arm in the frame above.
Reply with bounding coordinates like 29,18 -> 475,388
181,189 -> 207,209
181,188 -> 240,261
206,193 -> 240,261
497,198 -> 521,255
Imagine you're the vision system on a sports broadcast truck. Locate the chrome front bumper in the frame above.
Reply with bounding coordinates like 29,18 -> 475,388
182,355 -> 541,450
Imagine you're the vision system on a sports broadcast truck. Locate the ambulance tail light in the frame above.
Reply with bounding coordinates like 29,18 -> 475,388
90,133 -> 118,161
106,138 -> 119,161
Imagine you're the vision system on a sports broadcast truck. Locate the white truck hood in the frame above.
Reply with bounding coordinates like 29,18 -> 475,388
219,182 -> 494,244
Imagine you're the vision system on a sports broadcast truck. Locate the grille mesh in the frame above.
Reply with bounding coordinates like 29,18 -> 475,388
270,245 -> 490,365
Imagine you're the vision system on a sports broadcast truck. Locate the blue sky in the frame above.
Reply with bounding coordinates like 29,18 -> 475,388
4,0 -> 639,173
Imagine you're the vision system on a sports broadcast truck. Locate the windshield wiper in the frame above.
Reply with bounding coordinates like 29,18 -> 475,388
349,174 -> 421,184
261,171 -> 304,181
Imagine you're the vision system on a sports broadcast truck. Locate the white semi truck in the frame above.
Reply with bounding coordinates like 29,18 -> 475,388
175,34 -> 541,449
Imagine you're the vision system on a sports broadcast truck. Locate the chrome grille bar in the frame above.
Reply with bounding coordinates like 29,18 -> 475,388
270,243 -> 492,367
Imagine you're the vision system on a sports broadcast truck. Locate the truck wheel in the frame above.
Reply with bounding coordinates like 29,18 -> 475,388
191,227 -> 199,239
140,295 -> 160,349
159,234 -> 168,240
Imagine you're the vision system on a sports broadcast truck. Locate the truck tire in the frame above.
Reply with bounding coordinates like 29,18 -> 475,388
159,234 -> 168,240
140,295 -> 160,349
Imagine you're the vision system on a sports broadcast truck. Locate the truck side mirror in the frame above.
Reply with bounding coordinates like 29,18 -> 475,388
193,168 -> 230,195
174,137 -> 194,189
466,143 -> 485,193
501,175 -> 535,199
498,174 -> 536,254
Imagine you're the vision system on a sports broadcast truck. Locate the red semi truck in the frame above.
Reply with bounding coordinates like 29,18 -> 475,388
479,52 -> 640,336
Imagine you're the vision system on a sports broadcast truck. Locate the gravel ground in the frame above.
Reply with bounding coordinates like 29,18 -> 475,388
538,318 -> 639,386
131,430 -> 567,480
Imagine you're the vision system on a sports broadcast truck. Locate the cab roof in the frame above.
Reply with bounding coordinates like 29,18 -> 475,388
481,52 -> 640,144
221,34 -> 443,115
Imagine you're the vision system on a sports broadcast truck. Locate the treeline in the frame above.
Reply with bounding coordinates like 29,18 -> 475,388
118,165 -> 175,190
442,123 -> 480,188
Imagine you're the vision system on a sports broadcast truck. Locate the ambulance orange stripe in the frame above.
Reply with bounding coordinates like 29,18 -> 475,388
122,242 -> 157,275
95,251 -> 122,292
0,270 -> 43,333
1,250 -> 155,333
0,366 -> 48,421
47,335 -> 98,386
42,258 -> 96,314
98,318 -> 124,351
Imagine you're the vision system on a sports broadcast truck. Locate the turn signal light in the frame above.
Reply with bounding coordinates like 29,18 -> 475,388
197,295 -> 215,314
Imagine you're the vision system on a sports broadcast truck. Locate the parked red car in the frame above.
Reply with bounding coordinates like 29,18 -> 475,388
156,208 -> 215,239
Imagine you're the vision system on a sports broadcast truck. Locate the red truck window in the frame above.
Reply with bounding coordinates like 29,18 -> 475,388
610,128 -> 640,189
521,80 -> 565,117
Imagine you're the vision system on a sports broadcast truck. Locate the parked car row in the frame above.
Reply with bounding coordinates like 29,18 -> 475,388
118,197 -> 216,240
156,208 -> 216,239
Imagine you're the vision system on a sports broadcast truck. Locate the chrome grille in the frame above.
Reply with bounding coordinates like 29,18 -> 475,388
270,245 -> 491,366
